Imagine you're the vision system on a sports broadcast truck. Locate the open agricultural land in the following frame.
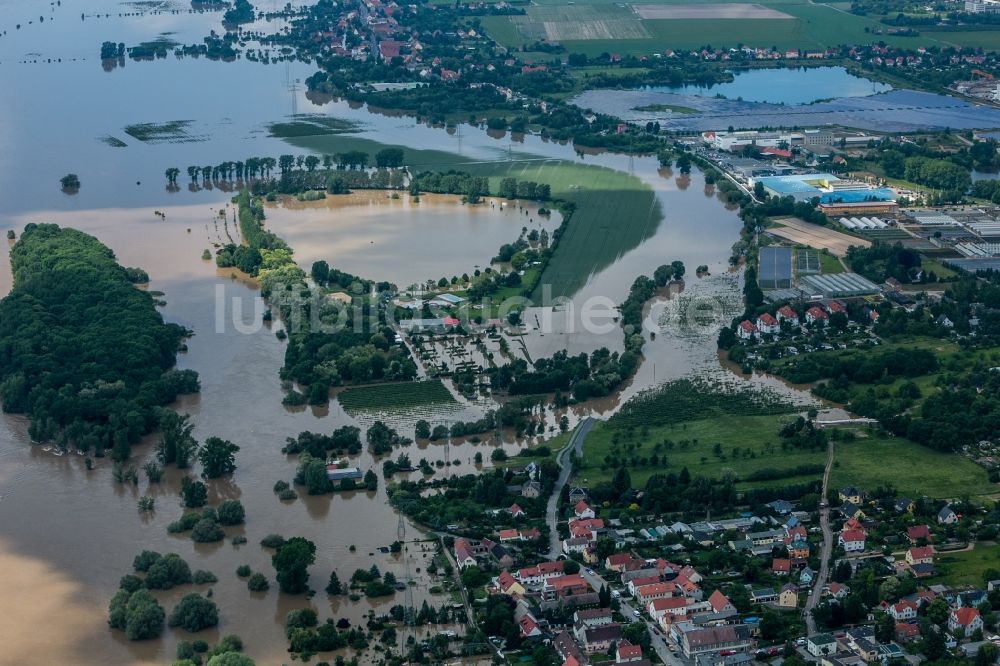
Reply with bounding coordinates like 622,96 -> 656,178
336,379 -> 457,413
481,0 -> 1000,56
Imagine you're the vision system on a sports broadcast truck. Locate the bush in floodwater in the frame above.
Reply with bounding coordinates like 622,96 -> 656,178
273,480 -> 290,493
236,565 -> 252,578
143,461 -> 163,483
193,569 -> 218,585
217,500 -> 245,526
137,496 -> 155,513
145,553 -> 193,590
278,488 -> 298,501
168,593 -> 219,632
133,550 -> 162,572
247,573 -> 269,592
260,534 -> 285,549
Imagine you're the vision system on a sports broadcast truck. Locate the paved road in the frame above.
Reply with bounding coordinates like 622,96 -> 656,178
805,440 -> 835,635
546,417 -> 596,559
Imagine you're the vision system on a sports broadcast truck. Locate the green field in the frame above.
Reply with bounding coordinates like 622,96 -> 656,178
282,133 -> 660,299
819,252 -> 843,274
830,436 -> 995,499
934,545 -> 1000,588
481,0 -> 997,55
337,380 -> 457,412
579,412 -> 824,488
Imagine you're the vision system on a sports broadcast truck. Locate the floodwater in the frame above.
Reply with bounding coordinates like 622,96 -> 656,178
264,193 -> 562,288
0,2 -> 823,664
656,66 -> 890,105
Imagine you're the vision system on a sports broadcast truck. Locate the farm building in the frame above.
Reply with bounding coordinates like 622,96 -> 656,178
326,466 -> 364,481
758,246 -> 793,289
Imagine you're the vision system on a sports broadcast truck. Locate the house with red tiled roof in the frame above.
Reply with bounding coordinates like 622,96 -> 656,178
756,313 -> 779,335
825,300 -> 847,315
806,306 -> 828,324
737,320 -> 758,340
648,596 -> 688,621
828,582 -> 849,599
544,574 -> 590,600
888,600 -> 918,621
895,622 -> 920,642
519,614 -> 542,637
574,501 -> 595,519
498,528 -> 521,542
776,305 -> 799,325
772,558 -> 791,576
497,571 -> 525,597
707,590 -> 735,614
839,529 -> 866,553
634,582 -> 678,605
606,553 -> 637,572
949,607 -> 983,636
616,642 -> 643,663
906,525 -> 932,544
906,546 -> 934,566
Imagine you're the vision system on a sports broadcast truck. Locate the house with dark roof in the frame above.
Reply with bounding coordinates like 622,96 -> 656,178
937,506 -> 958,524
678,623 -> 753,657
582,624 -> 623,653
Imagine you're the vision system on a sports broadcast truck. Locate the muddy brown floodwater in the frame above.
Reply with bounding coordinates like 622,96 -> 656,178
264,192 -> 562,288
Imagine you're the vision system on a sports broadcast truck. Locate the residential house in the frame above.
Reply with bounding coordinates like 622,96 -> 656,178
888,600 -> 918,622
906,525 -> 932,544
574,608 -> 613,628
649,596 -> 689,622
895,498 -> 914,513
677,624 -> 753,658
634,582 -> 678,606
498,529 -> 522,543
788,537 -> 810,559
582,624 -> 622,653
756,313 -> 780,335
766,499 -> 794,515
707,590 -> 735,614
568,487 -> 588,504
519,614 -> 542,638
772,558 -> 791,576
606,553 -> 637,572
779,584 -> 798,608
806,306 -> 828,324
938,506 -> 959,524
544,574 -> 590,600
574,501 -> 596,519
562,537 -> 590,555
510,503 -> 526,518
737,320 -> 758,340
497,571 -> 525,597
807,634 -> 838,657
839,487 -> 863,505
906,546 -> 934,566
949,608 -> 983,637
522,481 -> 542,498
776,306 -> 799,326
799,566 -> 815,586
839,529 -> 866,553
454,539 -> 478,569
553,631 -> 584,664
840,502 -> 864,520
517,560 -> 565,585
616,642 -> 643,663
828,582 -> 850,600
628,576 -> 664,596
895,623 -> 920,642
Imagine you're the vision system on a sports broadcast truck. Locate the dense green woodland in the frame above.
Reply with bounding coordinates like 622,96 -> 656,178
0,224 -> 198,457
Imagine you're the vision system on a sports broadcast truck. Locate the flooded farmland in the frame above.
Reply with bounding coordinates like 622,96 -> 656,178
0,2 -> 830,664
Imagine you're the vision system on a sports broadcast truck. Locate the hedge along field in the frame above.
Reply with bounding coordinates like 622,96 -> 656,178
336,379 -> 457,413
280,133 -> 662,300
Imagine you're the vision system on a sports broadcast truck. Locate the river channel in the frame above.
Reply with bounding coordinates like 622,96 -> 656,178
0,2 -> 818,663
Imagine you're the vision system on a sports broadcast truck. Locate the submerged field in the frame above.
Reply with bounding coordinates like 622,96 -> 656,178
281,133 -> 660,299
480,0 -> 999,55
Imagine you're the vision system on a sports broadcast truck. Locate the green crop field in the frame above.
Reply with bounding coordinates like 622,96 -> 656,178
579,412 -> 825,488
830,435 -> 995,499
481,0 -> 996,54
337,380 -> 457,413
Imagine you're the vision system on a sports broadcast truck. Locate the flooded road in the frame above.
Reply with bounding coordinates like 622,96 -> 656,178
0,3 -> 822,664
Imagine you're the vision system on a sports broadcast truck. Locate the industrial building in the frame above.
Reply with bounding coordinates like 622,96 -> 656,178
752,173 -> 895,207
758,247 -> 793,289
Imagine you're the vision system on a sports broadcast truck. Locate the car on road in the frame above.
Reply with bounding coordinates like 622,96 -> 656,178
633,609 -> 641,618
585,568 -> 594,575
612,590 -> 621,598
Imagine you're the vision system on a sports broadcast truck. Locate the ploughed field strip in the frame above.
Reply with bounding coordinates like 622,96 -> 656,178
632,3 -> 794,19
767,216 -> 871,257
